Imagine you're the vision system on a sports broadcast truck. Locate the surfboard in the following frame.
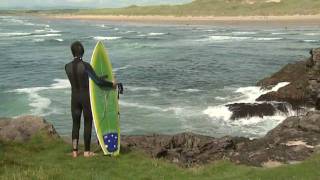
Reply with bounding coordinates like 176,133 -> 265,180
89,41 -> 120,156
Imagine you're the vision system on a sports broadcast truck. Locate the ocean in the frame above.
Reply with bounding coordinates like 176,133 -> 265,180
0,16 -> 319,138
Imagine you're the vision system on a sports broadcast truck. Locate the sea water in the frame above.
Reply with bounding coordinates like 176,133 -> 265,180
0,16 -> 319,138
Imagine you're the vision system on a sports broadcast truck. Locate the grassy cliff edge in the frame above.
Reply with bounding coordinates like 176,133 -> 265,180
2,0 -> 320,17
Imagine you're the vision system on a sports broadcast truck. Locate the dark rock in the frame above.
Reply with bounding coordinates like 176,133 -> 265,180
256,48 -> 320,108
226,103 -> 289,120
0,116 -> 59,142
121,111 -> 320,167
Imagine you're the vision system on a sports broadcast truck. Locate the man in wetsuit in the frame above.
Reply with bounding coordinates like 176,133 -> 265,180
65,41 -> 116,158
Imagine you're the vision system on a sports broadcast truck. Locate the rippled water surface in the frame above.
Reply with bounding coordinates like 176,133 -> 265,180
1,16 -> 319,138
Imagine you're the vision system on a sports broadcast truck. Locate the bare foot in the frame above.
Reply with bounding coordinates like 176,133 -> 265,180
72,151 -> 78,158
84,151 -> 96,157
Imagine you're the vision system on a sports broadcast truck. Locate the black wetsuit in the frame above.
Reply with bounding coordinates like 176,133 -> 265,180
65,57 -> 113,151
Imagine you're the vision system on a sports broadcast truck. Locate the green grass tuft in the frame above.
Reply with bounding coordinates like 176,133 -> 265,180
1,134 -> 320,179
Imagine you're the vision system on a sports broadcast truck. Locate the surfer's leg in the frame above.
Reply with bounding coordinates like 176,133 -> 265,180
71,96 -> 82,157
83,96 -> 93,152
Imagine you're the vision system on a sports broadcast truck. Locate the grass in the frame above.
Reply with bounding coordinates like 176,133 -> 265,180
2,0 -> 320,17
6,0 -> 319,17
1,133 -> 320,180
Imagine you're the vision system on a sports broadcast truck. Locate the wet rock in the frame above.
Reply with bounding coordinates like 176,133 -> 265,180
256,48 -> 320,108
0,116 -> 59,142
121,111 -> 320,167
226,103 -> 289,120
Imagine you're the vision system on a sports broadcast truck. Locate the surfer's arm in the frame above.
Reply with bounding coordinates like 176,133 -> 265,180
84,64 -> 113,88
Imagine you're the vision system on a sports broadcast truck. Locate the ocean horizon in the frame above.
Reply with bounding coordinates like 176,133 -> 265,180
0,15 -> 319,139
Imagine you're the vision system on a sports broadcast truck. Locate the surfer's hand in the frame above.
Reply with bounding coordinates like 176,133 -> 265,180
112,80 -> 117,89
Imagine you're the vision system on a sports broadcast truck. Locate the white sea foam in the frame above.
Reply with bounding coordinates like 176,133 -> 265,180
120,100 -> 184,115
34,34 -> 61,37
179,88 -> 202,93
203,30 -> 216,32
203,82 -> 291,123
254,37 -> 283,41
113,65 -> 131,72
93,36 -> 122,40
303,40 -> 319,43
123,30 -> 137,34
232,31 -> 257,35
35,29 -> 46,33
304,33 -> 320,36
271,32 -> 288,35
126,86 -> 159,92
199,35 -> 251,42
54,38 -> 64,42
33,38 -> 45,42
148,32 -> 166,36
120,101 -> 163,111
23,22 -> 35,26
12,79 -> 70,115
0,32 -> 31,37
46,29 -> 61,33
198,35 -> 283,42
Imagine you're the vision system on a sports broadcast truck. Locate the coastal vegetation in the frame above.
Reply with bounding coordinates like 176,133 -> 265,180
1,0 -> 320,16
1,132 -> 320,180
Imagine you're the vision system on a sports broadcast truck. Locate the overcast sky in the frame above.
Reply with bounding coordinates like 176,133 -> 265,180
0,0 -> 192,9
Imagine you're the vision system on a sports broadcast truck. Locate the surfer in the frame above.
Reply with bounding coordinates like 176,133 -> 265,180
65,41 -> 116,158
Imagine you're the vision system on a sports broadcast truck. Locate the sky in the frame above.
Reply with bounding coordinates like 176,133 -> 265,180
0,0 -> 192,9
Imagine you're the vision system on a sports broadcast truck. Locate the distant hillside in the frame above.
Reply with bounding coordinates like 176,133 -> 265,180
4,0 -> 320,16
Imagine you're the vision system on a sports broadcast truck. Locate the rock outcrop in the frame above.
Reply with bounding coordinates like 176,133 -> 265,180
226,103 -> 289,120
227,48 -> 320,120
1,113 -> 320,167
257,48 -> 320,108
122,111 -> 320,167
0,116 -> 59,142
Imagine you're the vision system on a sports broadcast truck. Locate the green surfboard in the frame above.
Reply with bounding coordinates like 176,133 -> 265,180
89,41 -> 120,156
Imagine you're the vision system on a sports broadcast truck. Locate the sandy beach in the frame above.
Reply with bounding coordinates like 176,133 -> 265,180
47,14 -> 320,25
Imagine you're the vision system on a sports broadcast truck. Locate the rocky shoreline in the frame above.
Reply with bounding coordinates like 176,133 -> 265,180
1,48 -> 320,168
1,112 -> 320,168
227,48 -> 320,120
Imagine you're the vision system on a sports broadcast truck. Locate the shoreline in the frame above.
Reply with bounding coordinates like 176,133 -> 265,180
45,14 -> 320,25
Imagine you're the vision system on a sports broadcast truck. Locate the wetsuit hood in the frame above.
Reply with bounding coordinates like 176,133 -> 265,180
71,41 -> 84,58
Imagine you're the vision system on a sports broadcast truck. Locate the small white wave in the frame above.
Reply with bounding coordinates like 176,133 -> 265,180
0,32 -> 31,37
304,33 -> 320,36
215,96 -> 229,101
93,36 -> 122,40
113,65 -> 131,72
54,39 -> 64,42
120,101 -> 163,111
203,105 -> 232,121
23,22 -> 35,26
46,29 -> 61,33
203,30 -> 216,32
126,86 -> 159,92
4,18 -> 24,24
120,100 -> 184,115
198,35 -> 251,42
33,39 -> 45,42
35,29 -> 46,33
179,88 -> 202,93
303,40 -> 319,43
232,31 -> 257,35
253,37 -> 283,41
148,32 -> 166,36
271,32 -> 288,35
11,79 -> 70,115
203,82 -> 290,122
34,34 -> 61,37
